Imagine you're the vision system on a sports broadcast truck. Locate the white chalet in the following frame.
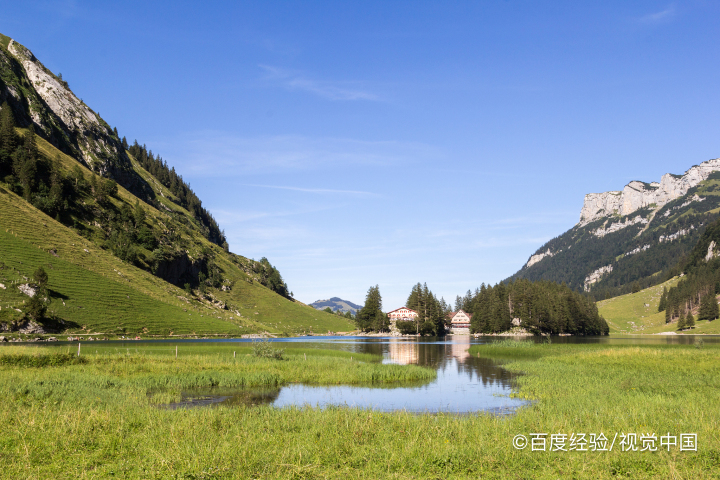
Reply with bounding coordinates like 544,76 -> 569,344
448,310 -> 472,334
387,307 -> 418,322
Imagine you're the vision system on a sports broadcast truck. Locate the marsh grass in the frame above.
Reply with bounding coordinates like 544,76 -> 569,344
1,343 -> 719,478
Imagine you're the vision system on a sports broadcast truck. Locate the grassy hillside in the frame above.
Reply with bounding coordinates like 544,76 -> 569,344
597,277 -> 720,334
0,134 -> 354,337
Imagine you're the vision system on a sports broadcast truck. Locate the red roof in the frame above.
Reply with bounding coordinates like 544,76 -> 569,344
387,307 -> 418,314
447,309 -> 473,320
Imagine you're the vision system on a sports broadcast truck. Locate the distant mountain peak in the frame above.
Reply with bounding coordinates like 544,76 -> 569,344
310,298 -> 361,314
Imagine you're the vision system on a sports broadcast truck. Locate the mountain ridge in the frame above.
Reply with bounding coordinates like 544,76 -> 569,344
0,33 -> 354,336
311,297 -> 362,314
508,158 -> 720,299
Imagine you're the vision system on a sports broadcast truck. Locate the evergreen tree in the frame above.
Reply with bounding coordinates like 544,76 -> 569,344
33,266 -> 48,291
0,101 -> 17,172
685,310 -> 695,328
133,200 -> 147,227
711,294 -> 720,321
677,310 -> 686,330
25,266 -> 49,322
699,293 -> 717,321
356,285 -> 387,332
658,287 -> 667,312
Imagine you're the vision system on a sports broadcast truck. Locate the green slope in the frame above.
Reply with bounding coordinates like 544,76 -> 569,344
0,139 -> 354,337
597,277 -> 720,334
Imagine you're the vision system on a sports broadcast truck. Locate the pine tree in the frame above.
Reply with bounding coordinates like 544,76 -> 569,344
0,101 -> 18,172
677,312 -> 685,330
711,294 -> 720,321
685,311 -> 695,328
658,287 -> 667,312
33,266 -> 48,291
356,285 -> 387,333
699,293 -> 716,321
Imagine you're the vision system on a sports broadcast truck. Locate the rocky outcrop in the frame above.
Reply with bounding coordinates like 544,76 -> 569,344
659,225 -> 697,243
18,320 -> 48,334
17,283 -> 37,297
1,37 -> 154,199
584,265 -> 613,292
526,248 -> 558,268
663,195 -> 705,217
579,159 -> 720,225
626,244 -> 651,256
706,240 -> 717,262
152,250 -> 206,286
592,215 -> 648,238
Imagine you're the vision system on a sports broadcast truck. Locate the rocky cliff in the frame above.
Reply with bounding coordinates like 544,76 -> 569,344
579,159 -> 720,225
0,36 -> 149,197
510,157 -> 720,299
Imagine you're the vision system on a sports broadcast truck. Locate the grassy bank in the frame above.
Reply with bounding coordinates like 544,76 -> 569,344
1,342 -> 719,478
595,277 -> 720,335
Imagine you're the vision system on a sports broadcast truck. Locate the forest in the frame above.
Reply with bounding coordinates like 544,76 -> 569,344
356,280 -> 608,336
458,279 -> 608,335
658,216 -> 720,325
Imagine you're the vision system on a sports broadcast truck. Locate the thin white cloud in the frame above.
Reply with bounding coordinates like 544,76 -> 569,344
259,65 -> 379,101
639,5 -> 675,24
156,132 -> 438,175
242,184 -> 380,197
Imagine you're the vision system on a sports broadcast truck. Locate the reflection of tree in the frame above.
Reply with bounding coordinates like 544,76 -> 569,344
304,338 -> 521,393
223,387 -> 281,406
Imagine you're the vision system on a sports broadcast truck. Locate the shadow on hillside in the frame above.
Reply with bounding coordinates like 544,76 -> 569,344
41,315 -> 80,332
48,289 -> 69,300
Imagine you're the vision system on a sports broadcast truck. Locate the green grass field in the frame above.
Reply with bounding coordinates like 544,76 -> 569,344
597,277 -> 720,334
0,133 -> 354,336
0,341 -> 718,478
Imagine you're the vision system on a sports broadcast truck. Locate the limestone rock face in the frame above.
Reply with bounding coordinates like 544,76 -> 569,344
592,215 -> 648,238
8,40 -> 100,136
706,240 -> 717,262
526,248 -> 559,268
584,265 -> 613,292
3,38 -> 140,189
579,159 -> 720,225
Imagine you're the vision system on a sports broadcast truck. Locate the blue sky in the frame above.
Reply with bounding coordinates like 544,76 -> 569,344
4,1 -> 720,308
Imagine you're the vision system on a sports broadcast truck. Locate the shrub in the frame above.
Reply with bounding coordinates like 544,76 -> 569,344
396,320 -> 417,335
252,338 -> 284,360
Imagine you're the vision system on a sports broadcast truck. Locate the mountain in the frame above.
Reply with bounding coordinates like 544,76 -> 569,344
0,34 -> 354,336
311,297 -> 362,314
507,158 -> 720,299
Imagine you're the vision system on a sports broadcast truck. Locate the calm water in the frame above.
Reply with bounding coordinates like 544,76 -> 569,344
12,334 -> 720,413
159,336 -> 527,413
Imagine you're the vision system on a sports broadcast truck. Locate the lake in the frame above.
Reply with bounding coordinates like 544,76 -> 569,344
152,334 -> 720,413
12,334 -> 719,413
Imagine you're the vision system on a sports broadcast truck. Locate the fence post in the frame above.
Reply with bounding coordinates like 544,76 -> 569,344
234,351 -> 236,358
304,353 -> 306,361
77,342 -> 80,357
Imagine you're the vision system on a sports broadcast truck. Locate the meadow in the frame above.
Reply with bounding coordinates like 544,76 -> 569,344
0,133 -> 355,337
0,341 -> 718,479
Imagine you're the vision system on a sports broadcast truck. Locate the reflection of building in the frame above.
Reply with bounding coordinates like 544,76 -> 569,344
448,310 -> 472,334
449,335 -> 471,361
387,340 -> 418,365
387,307 -> 418,333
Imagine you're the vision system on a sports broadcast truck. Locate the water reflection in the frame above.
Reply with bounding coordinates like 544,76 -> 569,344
163,337 -> 529,413
144,335 -> 720,412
